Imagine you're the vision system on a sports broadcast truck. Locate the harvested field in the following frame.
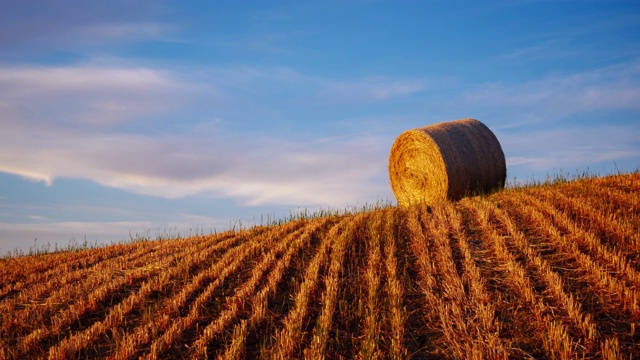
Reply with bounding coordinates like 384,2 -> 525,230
1,173 -> 639,359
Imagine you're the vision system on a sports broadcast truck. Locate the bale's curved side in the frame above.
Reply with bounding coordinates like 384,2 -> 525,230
389,118 -> 506,207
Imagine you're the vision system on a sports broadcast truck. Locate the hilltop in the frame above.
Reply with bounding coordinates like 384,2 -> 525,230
1,173 -> 639,359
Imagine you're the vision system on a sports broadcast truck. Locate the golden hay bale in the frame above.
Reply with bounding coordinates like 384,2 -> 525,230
388,118 -> 506,207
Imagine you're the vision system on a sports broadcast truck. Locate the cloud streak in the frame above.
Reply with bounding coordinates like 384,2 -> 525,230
202,66 -> 427,105
0,214 -> 232,255
0,1 -> 172,52
317,76 -> 427,103
1,121 -> 389,206
0,64 -> 191,129
0,63 -> 394,207
461,60 -> 640,120
500,123 -> 640,180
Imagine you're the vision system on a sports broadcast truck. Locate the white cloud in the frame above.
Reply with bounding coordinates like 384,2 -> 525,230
0,120 -> 389,206
0,66 -> 172,89
0,63 -> 392,207
0,64 -> 191,127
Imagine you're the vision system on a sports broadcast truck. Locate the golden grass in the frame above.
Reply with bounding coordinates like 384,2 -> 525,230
388,118 -> 506,207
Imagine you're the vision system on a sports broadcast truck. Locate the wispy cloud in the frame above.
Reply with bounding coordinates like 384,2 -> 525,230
202,65 -> 426,104
498,10 -> 640,64
0,1 -> 172,51
72,22 -> 171,42
0,63 -> 394,207
0,120 -> 389,206
317,77 -> 426,103
0,220 -> 150,255
0,214 -> 232,254
500,124 -> 640,179
0,64 -> 192,127
460,60 -> 640,126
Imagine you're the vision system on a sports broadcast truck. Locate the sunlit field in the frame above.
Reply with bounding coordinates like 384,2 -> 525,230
1,173 -> 639,359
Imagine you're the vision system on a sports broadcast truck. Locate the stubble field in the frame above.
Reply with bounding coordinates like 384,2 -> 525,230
1,173 -> 639,359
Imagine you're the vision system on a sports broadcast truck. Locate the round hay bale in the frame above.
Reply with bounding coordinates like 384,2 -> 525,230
388,118 -> 506,207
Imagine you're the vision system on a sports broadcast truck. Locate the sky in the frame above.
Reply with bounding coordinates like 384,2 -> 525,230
1,0 -> 639,254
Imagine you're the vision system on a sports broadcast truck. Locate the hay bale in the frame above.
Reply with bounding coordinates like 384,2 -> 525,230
388,118 -> 506,207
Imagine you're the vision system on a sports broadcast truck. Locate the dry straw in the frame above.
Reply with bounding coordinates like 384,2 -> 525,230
388,118 -> 506,207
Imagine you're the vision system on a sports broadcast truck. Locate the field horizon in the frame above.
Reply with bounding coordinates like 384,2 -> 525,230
1,172 -> 639,359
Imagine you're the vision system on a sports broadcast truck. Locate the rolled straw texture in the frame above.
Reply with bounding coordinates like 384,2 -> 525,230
388,118 -> 506,207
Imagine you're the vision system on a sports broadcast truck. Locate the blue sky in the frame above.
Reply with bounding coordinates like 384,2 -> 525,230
1,0 -> 639,253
